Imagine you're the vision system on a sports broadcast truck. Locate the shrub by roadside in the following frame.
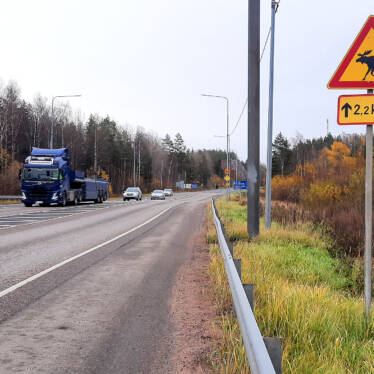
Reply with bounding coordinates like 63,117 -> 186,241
207,197 -> 374,374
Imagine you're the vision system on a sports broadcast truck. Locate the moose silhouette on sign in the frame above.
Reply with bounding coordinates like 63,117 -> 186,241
356,50 -> 374,80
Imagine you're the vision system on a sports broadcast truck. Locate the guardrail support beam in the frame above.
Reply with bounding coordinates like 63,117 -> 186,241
211,198 -> 277,373
234,258 -> 242,280
263,337 -> 282,374
243,283 -> 255,311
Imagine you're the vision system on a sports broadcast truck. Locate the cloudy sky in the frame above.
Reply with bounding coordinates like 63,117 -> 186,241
1,0 -> 373,161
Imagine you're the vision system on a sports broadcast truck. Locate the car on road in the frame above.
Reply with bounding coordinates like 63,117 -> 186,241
151,190 -> 165,200
123,187 -> 142,201
163,189 -> 173,197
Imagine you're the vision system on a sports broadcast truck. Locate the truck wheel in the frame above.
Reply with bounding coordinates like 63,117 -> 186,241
59,193 -> 67,207
24,202 -> 33,207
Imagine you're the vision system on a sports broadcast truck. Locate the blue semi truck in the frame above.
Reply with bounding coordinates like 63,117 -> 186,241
20,148 -> 109,207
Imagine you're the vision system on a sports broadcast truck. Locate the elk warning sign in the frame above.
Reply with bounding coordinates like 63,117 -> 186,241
328,16 -> 374,89
337,94 -> 374,124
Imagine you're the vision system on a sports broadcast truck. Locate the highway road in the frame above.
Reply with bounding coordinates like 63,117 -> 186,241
0,190 -> 220,373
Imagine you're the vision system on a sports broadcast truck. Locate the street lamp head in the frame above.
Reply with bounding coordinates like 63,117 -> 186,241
55,94 -> 82,98
200,93 -> 228,102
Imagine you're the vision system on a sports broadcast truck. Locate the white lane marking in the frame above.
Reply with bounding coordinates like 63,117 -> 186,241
0,217 -> 42,220
0,206 -> 171,298
0,201 -> 136,230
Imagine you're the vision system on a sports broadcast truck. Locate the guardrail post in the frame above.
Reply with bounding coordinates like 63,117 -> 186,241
233,258 -> 242,280
227,241 -> 234,257
243,283 -> 255,311
263,337 -> 282,374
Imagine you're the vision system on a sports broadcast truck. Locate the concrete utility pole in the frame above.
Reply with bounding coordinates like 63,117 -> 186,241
50,94 -> 81,149
265,0 -> 278,229
365,88 -> 373,317
201,93 -> 230,200
247,0 -> 260,237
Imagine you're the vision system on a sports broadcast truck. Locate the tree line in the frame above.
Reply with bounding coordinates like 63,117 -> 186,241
0,80 -> 243,194
271,131 -> 363,179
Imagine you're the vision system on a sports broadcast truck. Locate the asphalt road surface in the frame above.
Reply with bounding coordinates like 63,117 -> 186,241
0,190 -> 221,373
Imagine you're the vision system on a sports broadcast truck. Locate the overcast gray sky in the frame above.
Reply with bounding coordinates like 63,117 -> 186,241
1,0 -> 372,162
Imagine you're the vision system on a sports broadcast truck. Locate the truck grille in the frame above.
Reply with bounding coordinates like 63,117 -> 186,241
27,190 -> 53,200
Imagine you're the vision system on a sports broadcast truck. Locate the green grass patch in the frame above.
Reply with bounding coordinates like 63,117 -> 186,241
207,195 -> 374,374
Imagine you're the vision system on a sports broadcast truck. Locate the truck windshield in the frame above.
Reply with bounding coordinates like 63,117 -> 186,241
23,167 -> 59,181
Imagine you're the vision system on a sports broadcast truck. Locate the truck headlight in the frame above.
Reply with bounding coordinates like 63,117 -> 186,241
21,192 -> 26,200
52,192 -> 58,200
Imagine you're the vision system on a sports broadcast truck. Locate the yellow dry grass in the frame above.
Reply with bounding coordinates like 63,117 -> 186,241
207,196 -> 374,374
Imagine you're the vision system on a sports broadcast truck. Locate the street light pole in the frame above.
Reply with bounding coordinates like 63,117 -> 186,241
265,0 -> 278,229
201,94 -> 230,200
138,140 -> 141,185
50,94 -> 82,149
133,140 -> 136,187
94,122 -> 97,174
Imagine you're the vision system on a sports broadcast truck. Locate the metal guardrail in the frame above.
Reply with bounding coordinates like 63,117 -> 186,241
211,199 -> 277,374
0,195 -> 22,201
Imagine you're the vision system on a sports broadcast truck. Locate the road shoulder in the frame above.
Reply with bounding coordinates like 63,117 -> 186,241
169,207 -> 217,374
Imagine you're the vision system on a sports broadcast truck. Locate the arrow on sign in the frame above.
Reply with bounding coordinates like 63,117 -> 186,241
341,102 -> 352,118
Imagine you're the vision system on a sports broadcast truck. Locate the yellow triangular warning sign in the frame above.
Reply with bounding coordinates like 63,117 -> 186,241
328,16 -> 374,89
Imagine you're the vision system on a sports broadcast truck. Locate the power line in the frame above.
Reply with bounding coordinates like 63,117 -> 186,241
260,27 -> 272,62
230,97 -> 248,136
230,25 -> 272,137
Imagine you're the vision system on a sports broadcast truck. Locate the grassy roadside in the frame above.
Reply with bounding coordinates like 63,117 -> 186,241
0,199 -> 20,205
206,195 -> 374,374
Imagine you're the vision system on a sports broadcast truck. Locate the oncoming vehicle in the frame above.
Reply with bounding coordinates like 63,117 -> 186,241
21,148 -> 109,207
151,190 -> 165,200
123,187 -> 142,201
163,189 -> 173,197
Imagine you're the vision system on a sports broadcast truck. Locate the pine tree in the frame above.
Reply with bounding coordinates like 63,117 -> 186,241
272,132 -> 292,176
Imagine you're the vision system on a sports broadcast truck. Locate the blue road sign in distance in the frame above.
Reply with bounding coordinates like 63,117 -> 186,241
240,180 -> 248,190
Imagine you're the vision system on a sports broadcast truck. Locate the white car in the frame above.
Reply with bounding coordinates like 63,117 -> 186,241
164,189 -> 173,196
151,190 -> 165,200
123,187 -> 142,201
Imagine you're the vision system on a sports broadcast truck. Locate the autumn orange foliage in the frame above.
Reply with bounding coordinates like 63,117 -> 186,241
271,141 -> 367,256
